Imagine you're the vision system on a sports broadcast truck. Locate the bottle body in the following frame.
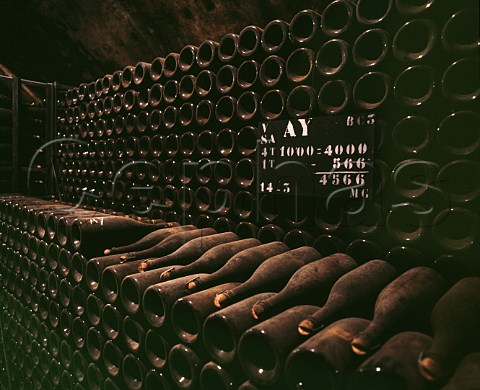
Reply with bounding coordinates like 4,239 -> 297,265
418,277 -> 480,381
214,246 -> 321,308
351,267 -> 444,355
252,253 -> 357,320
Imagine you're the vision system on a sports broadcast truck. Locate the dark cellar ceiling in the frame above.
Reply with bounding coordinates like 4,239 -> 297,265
0,0 -> 331,86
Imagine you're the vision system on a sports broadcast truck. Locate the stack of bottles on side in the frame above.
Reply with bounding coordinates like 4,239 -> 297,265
56,0 -> 480,266
1,194 -> 479,389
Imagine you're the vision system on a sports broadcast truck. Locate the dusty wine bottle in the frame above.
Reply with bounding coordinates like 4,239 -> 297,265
171,282 -> 241,344
251,253 -> 357,320
119,264 -> 177,314
139,232 -> 240,272
86,228 -> 217,291
160,238 -> 261,281
286,317 -> 371,390
351,267 -> 444,355
238,305 -> 320,385
350,332 -> 433,390
70,216 -> 177,256
142,273 -> 209,328
203,293 -> 276,365
102,232 -> 239,302
104,225 -> 196,255
418,277 -> 480,382
121,238 -> 260,315
186,242 -> 289,292
214,246 -> 321,308
120,227 -> 217,261
298,260 -> 397,335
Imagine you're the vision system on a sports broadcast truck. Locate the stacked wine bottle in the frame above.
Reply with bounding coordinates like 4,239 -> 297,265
56,0 -> 479,271
1,195 -> 479,389
0,195 -> 176,389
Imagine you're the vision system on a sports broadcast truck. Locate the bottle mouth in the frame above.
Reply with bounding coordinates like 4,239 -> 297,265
58,249 -> 71,278
261,20 -> 287,53
200,362 -> 235,390
85,260 -> 101,292
217,65 -> 236,93
72,286 -> 86,317
260,89 -> 286,120
356,0 -> 393,25
317,39 -> 349,76
239,330 -> 279,384
203,315 -> 237,365
287,86 -> 315,118
86,328 -> 103,362
86,363 -> 103,389
164,53 -> 179,78
318,79 -> 351,115
394,65 -> 435,107
432,207 -> 479,251
58,279 -> 72,308
122,354 -> 146,390
103,340 -> 122,377
195,100 -> 213,126
197,131 -> 215,157
121,277 -> 142,315
353,28 -> 390,68
101,268 -> 121,303
102,304 -> 121,340
238,26 -> 261,57
123,317 -> 145,354
259,55 -> 283,88
437,160 -> 480,203
197,41 -> 216,68
321,0 -> 354,37
393,19 -> 436,62
286,350 -> 336,390
195,187 -> 213,213
150,57 -> 164,81
286,48 -> 315,83
71,221 -> 82,250
145,329 -> 169,370
215,96 -> 236,124
290,10 -> 319,44
179,45 -> 196,72
219,34 -> 237,62
442,8 -> 479,54
171,299 -> 201,343
86,294 -> 103,327
234,191 -> 255,219
442,57 -> 480,102
72,350 -> 86,382
353,72 -> 390,110
142,286 -> 167,327
169,345 -> 199,389
160,267 -> 175,281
